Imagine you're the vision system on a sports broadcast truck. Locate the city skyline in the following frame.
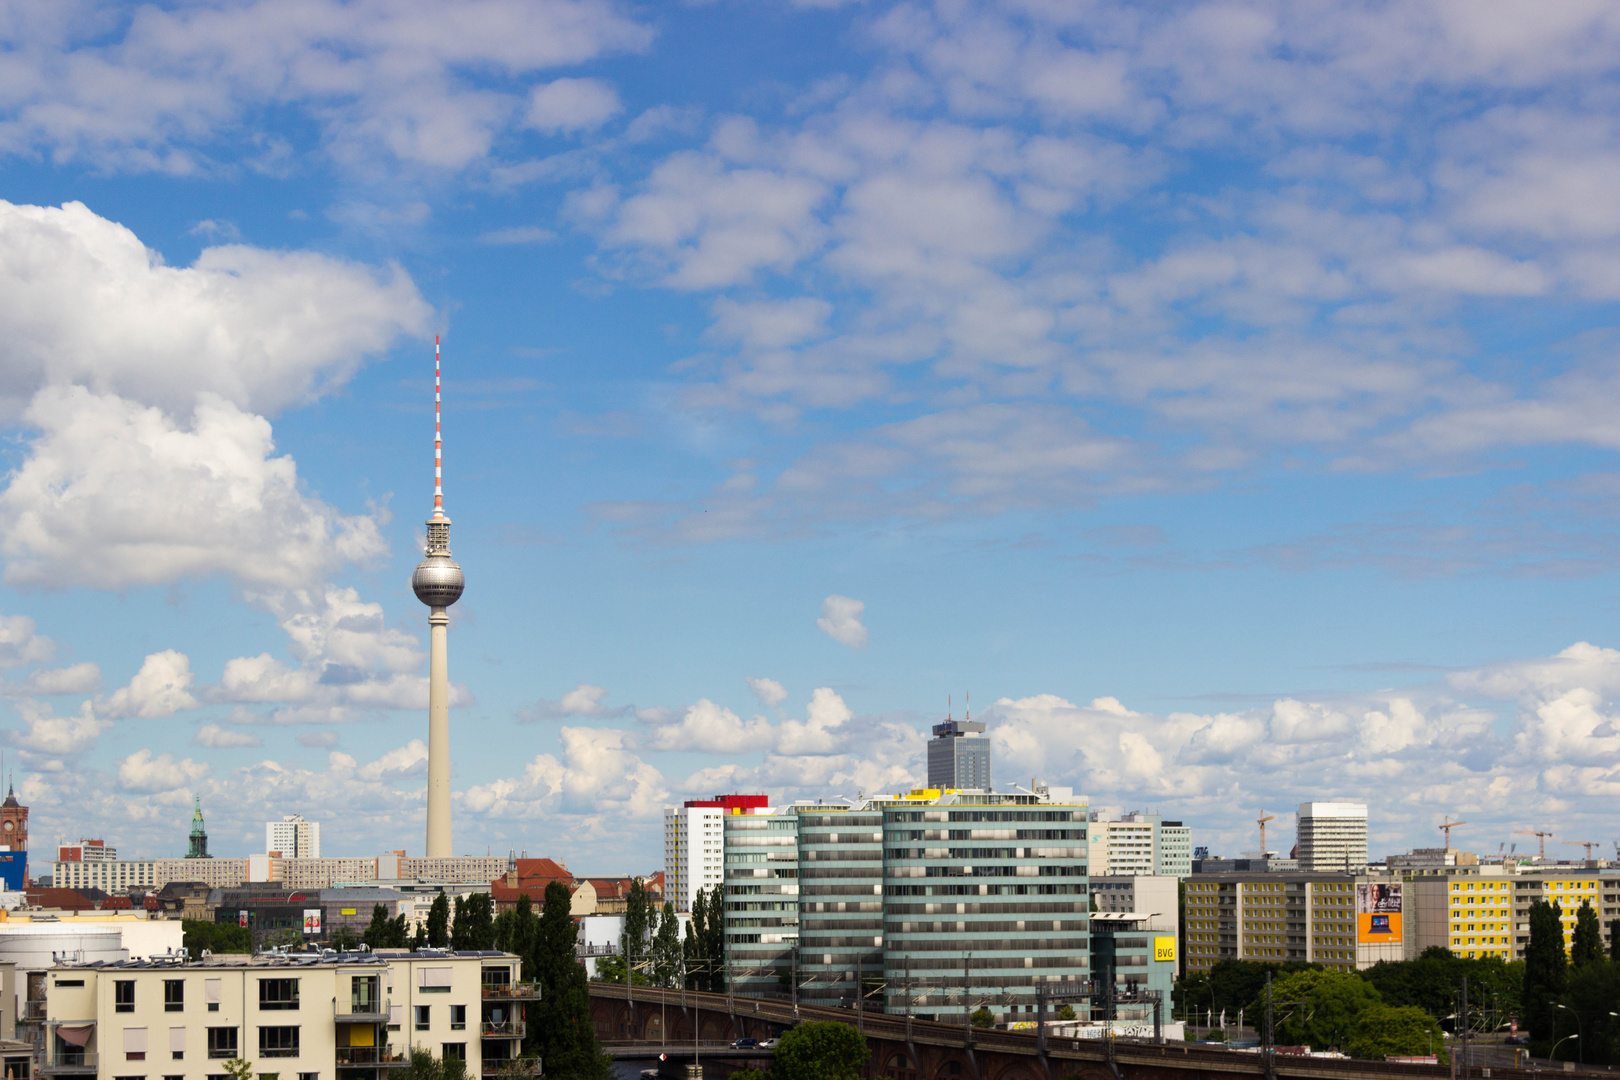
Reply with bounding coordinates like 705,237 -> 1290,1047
0,2 -> 1618,872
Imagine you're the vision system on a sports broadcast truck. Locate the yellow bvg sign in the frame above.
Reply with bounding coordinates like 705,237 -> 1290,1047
1154,936 -> 1176,962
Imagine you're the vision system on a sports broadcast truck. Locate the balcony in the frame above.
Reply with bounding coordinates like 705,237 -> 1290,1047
336,998 -> 391,1023
481,1020 -> 526,1039
481,1057 -> 541,1074
21,1002 -> 45,1021
336,1047 -> 408,1067
483,981 -> 543,1000
41,1054 -> 97,1075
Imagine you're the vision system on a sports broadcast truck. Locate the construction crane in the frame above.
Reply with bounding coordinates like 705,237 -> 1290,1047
1439,817 -> 1467,852
1258,811 -> 1276,857
1564,840 -> 1600,861
1516,829 -> 1553,860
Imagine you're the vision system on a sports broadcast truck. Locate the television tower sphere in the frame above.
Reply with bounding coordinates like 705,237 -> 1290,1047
412,547 -> 464,607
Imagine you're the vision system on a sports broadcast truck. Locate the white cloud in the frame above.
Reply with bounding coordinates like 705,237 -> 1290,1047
118,749 -> 210,793
357,740 -> 428,782
99,651 -> 198,720
746,676 -> 788,707
0,201 -> 428,417
21,662 -> 102,696
193,724 -> 263,749
464,726 -> 667,822
527,78 -> 623,134
816,594 -> 868,648
646,699 -> 775,753
10,699 -> 111,765
0,614 -> 55,670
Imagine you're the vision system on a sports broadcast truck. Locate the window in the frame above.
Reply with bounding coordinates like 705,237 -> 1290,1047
299,1074 -> 319,1080
415,1005 -> 430,1031
116,981 -> 136,1013
258,979 -> 299,1011
442,1044 -> 465,1062
259,1027 -> 299,1058
449,1005 -> 465,1031
207,1028 -> 239,1059
165,980 -> 184,1012
350,975 -> 380,1014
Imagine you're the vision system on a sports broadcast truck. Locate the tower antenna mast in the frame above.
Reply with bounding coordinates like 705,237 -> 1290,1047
413,334 -> 465,858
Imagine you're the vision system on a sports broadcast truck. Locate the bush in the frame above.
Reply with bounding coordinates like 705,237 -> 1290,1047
1249,969 -> 1381,1050
1056,1004 -> 1075,1021
772,1022 -> 868,1080
970,1007 -> 994,1029
183,919 -> 250,955
1346,1005 -> 1447,1063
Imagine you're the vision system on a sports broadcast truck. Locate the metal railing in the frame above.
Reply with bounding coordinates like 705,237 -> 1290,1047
481,1020 -> 526,1038
336,1047 -> 407,1066
41,1053 -> 97,1073
21,1002 -> 45,1021
481,1057 -> 542,1075
335,997 -> 391,1021
482,982 -> 543,1000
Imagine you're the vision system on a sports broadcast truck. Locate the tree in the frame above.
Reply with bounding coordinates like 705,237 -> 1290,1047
460,893 -> 495,950
183,919 -> 250,955
1249,968 -> 1381,1050
1523,899 -> 1568,1046
1057,1004 -> 1076,1021
970,1007 -> 995,1028
362,905 -> 410,950
622,879 -> 652,967
684,888 -> 710,990
450,896 -> 470,950
650,903 -> 683,988
221,1057 -> 255,1080
701,884 -> 726,991
427,894 -> 451,948
530,880 -> 612,1080
1360,949 -> 1522,1022
1609,919 -> 1620,963
1346,1005 -> 1447,1063
1563,961 -> 1620,1067
329,927 -> 361,952
402,1045 -> 469,1080
772,1021 -> 868,1080
1572,902 -> 1603,967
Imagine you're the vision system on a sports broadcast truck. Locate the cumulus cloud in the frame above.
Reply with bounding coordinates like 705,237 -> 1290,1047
193,724 -> 263,749
118,749 -> 210,793
522,683 -> 629,720
527,78 -> 623,134
358,740 -> 428,782
0,614 -> 55,670
21,662 -> 102,696
297,731 -> 339,749
99,651 -> 198,720
10,699 -> 111,766
816,595 -> 868,648
0,202 -> 428,417
464,726 -> 667,822
646,699 -> 775,753
746,676 -> 788,707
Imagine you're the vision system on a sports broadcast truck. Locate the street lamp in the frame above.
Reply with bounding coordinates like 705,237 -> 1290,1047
1551,1033 -> 1579,1064
1556,1004 -> 1585,1065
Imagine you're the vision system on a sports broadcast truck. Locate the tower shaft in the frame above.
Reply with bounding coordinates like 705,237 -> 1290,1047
426,605 -> 452,857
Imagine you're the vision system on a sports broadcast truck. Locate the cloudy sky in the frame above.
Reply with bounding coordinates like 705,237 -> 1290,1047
2,0 -> 1619,873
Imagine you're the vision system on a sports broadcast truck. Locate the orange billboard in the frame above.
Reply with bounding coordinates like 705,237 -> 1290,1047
1356,882 -> 1402,943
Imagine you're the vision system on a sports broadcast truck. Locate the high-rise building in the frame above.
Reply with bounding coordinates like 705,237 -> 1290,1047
412,336 -> 465,859
1087,812 -> 1193,878
724,783 -> 1093,1022
664,794 -> 768,911
1183,872 -> 1365,971
266,813 -> 321,859
188,796 -> 211,859
926,717 -> 991,789
1295,802 -> 1369,872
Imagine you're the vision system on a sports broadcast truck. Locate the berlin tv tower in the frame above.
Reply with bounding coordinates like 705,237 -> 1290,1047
412,335 -> 464,858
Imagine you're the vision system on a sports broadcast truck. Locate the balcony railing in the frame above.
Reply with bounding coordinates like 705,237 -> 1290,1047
480,1057 -> 542,1075
483,982 -> 542,999
22,1001 -> 45,1021
481,1020 -> 526,1039
336,998 -> 391,1022
336,1047 -> 408,1067
42,1053 -> 97,1074
574,944 -> 617,957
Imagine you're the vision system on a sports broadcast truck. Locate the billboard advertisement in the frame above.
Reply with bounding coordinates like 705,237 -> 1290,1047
302,908 -> 323,935
1356,883 -> 1402,943
1153,936 -> 1177,962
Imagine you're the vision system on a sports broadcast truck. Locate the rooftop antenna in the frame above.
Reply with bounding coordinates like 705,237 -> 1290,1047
965,690 -> 970,722
948,693 -> 952,722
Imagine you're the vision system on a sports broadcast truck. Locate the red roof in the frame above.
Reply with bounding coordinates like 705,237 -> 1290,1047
26,887 -> 101,910
684,794 -> 768,810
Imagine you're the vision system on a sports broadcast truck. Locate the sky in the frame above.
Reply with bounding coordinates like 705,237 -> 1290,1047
1,0 -> 1620,874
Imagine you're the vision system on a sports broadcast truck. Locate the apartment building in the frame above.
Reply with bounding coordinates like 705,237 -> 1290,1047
1294,803 -> 1368,872
665,795 -> 768,912
49,856 -> 513,896
1404,866 -> 1615,960
1088,814 -> 1192,878
724,784 -> 1092,1023
40,948 -> 536,1080
1184,873 -> 1366,972
265,818 -> 321,861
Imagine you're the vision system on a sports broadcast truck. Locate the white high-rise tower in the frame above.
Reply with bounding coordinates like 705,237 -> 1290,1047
412,336 -> 464,857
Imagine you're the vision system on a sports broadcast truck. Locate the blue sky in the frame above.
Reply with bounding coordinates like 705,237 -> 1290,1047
2,0 -> 1620,873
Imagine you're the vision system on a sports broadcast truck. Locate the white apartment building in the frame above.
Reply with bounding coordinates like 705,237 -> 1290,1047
40,949 -> 536,1080
57,842 -> 116,864
1295,802 -> 1368,872
1088,812 -> 1193,878
48,855 -> 512,896
664,795 -> 767,911
266,816 -> 322,860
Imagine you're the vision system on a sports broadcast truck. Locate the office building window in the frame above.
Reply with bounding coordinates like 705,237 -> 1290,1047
116,981 -> 135,1012
165,980 -> 184,1012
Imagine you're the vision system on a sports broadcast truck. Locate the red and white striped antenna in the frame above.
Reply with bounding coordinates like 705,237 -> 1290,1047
433,334 -> 444,519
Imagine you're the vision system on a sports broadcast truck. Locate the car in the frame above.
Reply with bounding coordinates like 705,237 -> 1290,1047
730,1038 -> 759,1049
758,1040 -> 779,1050
1504,1035 -> 1528,1046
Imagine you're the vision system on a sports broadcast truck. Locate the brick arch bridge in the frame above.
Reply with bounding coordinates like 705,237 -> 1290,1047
586,982 -> 1509,1080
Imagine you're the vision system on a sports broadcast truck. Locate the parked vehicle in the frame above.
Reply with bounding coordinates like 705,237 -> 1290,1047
731,1038 -> 759,1049
758,1039 -> 779,1050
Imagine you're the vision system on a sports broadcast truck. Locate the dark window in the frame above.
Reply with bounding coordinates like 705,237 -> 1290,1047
442,1044 -> 465,1062
259,1027 -> 299,1058
127,1052 -> 145,1061
173,1052 -> 183,1061
258,979 -> 299,1011
350,976 -> 379,1014
165,980 -> 184,1012
449,1005 -> 465,1031
414,1005 -> 430,1031
207,1028 -> 239,1059
115,980 -> 135,1012
54,980 -> 84,988
299,1074 -> 319,1080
